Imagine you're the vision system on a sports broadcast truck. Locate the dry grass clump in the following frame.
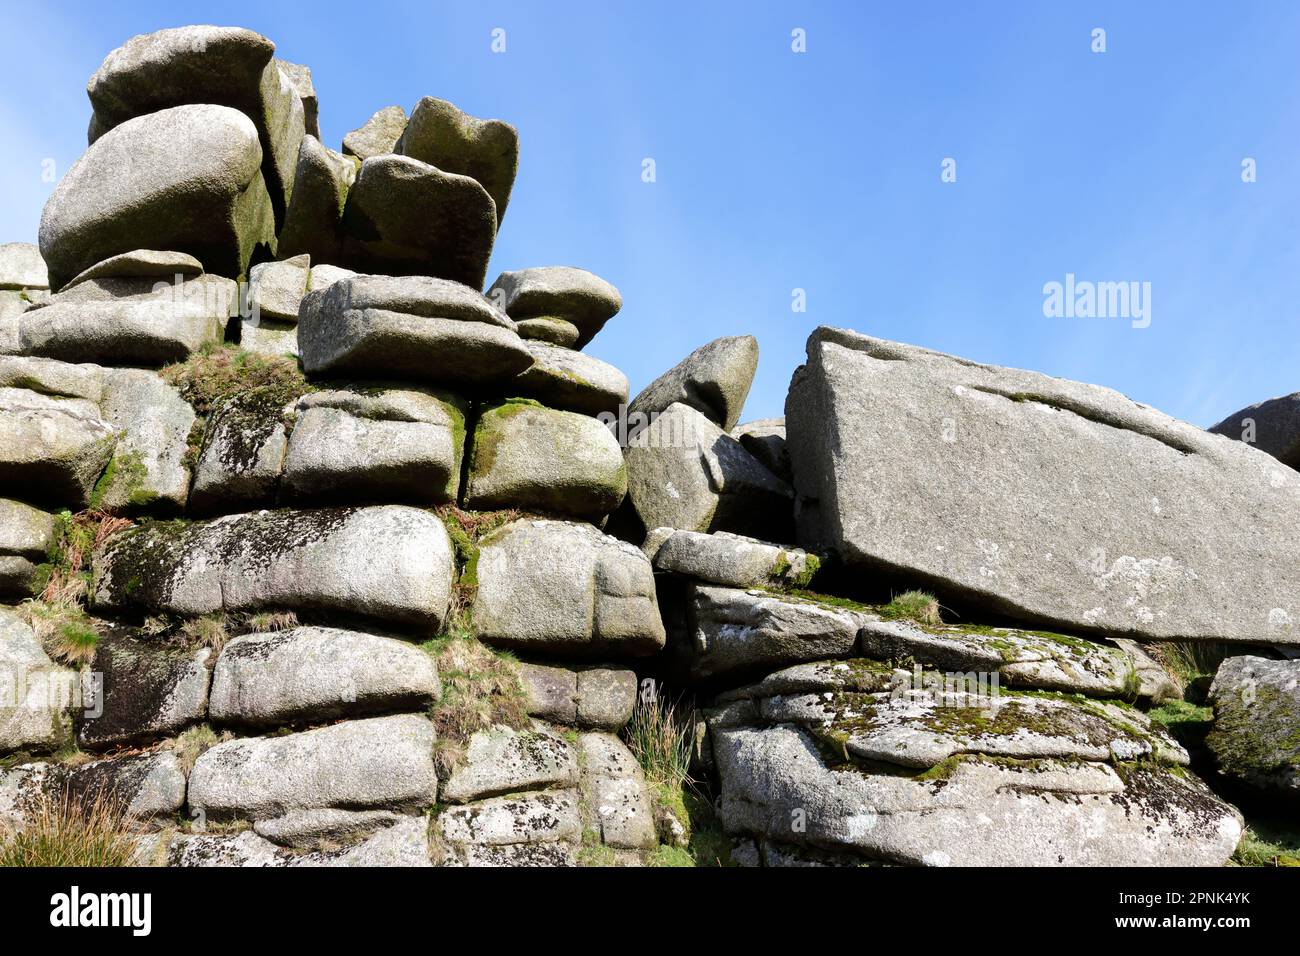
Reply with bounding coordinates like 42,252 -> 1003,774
878,589 -> 943,626
0,790 -> 136,867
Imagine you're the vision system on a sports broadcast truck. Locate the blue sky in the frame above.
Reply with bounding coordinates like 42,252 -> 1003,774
3,1 -> 1299,426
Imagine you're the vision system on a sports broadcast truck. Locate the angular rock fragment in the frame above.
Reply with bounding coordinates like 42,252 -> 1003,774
93,505 -> 454,630
625,402 -> 793,541
188,714 -> 437,821
189,386 -> 291,515
397,96 -> 519,225
247,254 -> 310,322
338,155 -> 497,288
0,498 -> 55,598
787,327 -> 1300,644
684,584 -> 868,680
487,267 -> 621,349
648,529 -> 818,589
40,105 -> 274,289
94,369 -> 196,513
0,243 -> 49,290
0,386 -> 117,508
1207,655 -> 1300,796
209,627 -> 440,727
342,105 -> 408,161
630,335 -> 759,432
472,519 -> 665,657
0,611 -> 76,754
437,789 -> 581,847
578,733 -> 656,849
278,135 -> 359,263
87,26 -> 305,226
514,340 -> 629,418
731,417 -> 790,483
516,663 -> 638,730
276,59 -> 320,139
464,400 -> 626,520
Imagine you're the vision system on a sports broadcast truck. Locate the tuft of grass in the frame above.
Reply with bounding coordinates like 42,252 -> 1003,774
878,589 -> 943,626
423,630 -> 529,776
0,790 -> 137,867
240,610 -> 299,633
180,614 -> 230,653
22,601 -> 100,666
1154,641 -> 1232,689
171,724 -> 230,775
624,693 -> 694,794
1232,825 -> 1300,867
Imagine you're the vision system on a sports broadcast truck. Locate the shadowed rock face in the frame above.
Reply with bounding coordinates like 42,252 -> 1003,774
1209,392 -> 1300,470
1207,656 -> 1300,796
787,326 -> 1300,645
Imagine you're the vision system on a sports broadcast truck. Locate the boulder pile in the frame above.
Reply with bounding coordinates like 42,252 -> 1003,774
0,25 -> 1292,868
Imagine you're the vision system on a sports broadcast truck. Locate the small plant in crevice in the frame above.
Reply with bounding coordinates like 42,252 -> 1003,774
20,510 -> 134,666
0,790 -> 136,868
179,614 -> 231,653
878,589 -> 943,627
422,629 -> 529,777
433,504 -> 521,628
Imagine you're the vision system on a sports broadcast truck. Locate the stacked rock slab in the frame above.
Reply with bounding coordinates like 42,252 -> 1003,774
0,23 -> 669,869
786,327 -> 1300,646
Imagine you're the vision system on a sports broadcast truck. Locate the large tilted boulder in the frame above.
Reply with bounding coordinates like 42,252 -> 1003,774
0,611 -> 76,755
337,155 -> 497,288
209,626 -> 440,727
625,402 -> 792,542
86,25 -> 305,225
298,274 -> 531,389
487,268 -> 621,349
1209,393 -> 1300,470
188,714 -> 437,821
40,105 -> 274,290
464,400 -> 626,520
471,519 -> 665,657
629,335 -> 759,433
788,327 -> 1300,645
396,96 -> 519,227
1207,656 -> 1300,797
92,505 -> 454,629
